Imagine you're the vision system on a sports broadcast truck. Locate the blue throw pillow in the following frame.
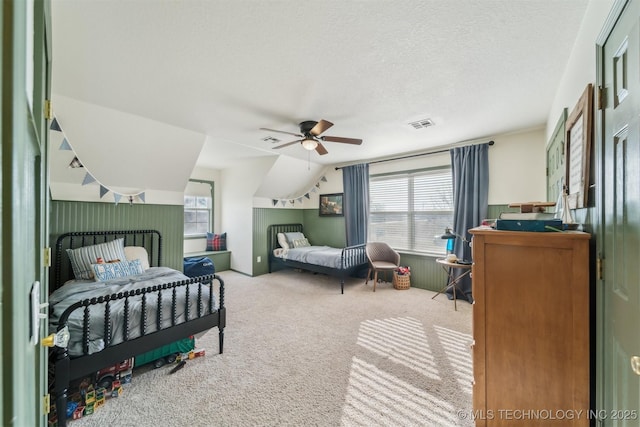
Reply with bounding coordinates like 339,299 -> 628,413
92,259 -> 143,282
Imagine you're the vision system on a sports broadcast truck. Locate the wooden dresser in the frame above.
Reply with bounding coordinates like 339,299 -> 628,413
468,227 -> 590,426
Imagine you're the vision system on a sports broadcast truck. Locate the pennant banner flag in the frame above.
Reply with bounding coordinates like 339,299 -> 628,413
59,139 -> 72,151
50,118 -> 61,131
52,115 -> 150,205
320,176 -> 327,182
82,173 -> 96,186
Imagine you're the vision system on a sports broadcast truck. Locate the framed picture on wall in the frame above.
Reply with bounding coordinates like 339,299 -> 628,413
319,193 -> 344,216
565,83 -> 593,209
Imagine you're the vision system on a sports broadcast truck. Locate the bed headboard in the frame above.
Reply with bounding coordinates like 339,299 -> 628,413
267,223 -> 303,252
52,229 -> 162,292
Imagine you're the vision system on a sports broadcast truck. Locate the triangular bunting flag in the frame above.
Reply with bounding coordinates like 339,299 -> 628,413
315,182 -> 321,188
99,185 -> 109,198
114,193 -> 122,205
280,200 -> 286,207
311,187 -> 317,193
50,118 -> 62,131
138,192 -> 145,203
305,193 -> 310,199
59,139 -> 72,151
320,176 -> 327,182
289,200 -> 294,205
82,173 -> 96,186
297,197 -> 303,203
272,199 -> 278,206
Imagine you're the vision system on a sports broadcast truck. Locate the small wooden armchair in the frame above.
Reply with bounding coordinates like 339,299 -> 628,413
365,242 -> 401,292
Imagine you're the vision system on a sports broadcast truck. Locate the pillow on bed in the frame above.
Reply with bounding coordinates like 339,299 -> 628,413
277,233 -> 289,250
91,259 -> 143,281
67,238 -> 127,280
292,238 -> 311,248
124,246 -> 150,270
284,232 -> 306,247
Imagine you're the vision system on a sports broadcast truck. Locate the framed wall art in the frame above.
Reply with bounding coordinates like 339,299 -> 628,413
565,83 -> 593,209
319,193 -> 344,216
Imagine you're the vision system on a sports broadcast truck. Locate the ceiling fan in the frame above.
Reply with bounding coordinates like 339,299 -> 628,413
259,120 -> 362,155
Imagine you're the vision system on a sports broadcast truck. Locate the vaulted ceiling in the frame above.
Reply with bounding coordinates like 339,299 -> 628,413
51,0 -> 589,172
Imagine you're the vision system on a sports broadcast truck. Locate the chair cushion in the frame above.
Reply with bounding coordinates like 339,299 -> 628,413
371,260 -> 399,270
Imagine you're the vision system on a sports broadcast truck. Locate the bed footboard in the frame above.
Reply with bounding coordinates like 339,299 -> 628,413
51,273 -> 225,427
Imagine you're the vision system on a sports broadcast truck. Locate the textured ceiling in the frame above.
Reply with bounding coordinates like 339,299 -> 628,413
51,0 -> 589,170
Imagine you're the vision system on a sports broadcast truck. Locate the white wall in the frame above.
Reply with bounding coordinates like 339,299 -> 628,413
488,128 -> 547,204
253,166 -> 344,210
367,128 -> 547,205
221,157 -> 278,275
546,0 -> 615,142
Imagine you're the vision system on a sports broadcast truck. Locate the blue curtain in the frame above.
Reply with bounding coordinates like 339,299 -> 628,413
342,163 -> 369,246
448,143 -> 489,302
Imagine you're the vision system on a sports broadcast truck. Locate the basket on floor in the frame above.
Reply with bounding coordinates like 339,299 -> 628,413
393,272 -> 411,290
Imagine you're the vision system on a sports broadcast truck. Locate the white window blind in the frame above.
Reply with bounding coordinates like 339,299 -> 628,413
369,168 -> 453,254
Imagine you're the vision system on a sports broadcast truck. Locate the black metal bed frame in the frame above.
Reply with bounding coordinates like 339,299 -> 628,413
267,223 -> 367,294
50,230 -> 226,427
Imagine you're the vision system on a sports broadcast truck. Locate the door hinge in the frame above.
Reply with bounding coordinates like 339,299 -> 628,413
44,247 -> 51,268
43,394 -> 50,414
598,85 -> 606,110
597,256 -> 604,280
44,100 -> 52,120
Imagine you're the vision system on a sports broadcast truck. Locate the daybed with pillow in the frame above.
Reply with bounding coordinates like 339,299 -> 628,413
267,223 -> 367,294
49,229 -> 226,427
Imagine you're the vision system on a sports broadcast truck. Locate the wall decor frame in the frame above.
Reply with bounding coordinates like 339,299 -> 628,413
319,193 -> 344,216
565,83 -> 594,209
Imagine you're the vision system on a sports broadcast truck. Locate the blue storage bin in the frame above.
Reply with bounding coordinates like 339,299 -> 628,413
183,256 -> 215,278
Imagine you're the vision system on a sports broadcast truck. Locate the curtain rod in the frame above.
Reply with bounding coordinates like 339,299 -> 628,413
335,140 -> 494,170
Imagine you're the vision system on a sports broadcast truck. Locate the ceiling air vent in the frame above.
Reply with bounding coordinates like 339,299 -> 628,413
261,136 -> 281,143
408,118 -> 435,130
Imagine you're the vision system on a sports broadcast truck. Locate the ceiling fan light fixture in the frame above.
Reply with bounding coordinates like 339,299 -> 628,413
301,137 -> 318,151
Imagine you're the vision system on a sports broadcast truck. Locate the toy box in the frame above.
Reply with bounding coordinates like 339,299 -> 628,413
135,336 -> 195,367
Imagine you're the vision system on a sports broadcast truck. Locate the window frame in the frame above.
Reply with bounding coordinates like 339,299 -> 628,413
368,166 -> 453,256
184,179 -> 214,239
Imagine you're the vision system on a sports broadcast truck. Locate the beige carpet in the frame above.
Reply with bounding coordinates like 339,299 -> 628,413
69,269 -> 474,427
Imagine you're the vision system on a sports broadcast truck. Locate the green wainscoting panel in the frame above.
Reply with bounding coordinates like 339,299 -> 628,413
396,253 -> 449,293
302,209 -> 346,248
252,208 -> 304,276
50,201 -> 184,273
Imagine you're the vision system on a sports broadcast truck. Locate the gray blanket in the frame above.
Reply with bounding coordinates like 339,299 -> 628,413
283,246 -> 344,269
49,267 -> 215,356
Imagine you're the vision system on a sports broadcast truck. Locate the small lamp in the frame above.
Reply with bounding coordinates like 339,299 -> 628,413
440,227 -> 456,253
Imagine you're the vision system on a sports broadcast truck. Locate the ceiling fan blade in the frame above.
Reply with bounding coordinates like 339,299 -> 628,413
272,140 -> 302,149
260,127 -> 303,138
322,136 -> 363,145
315,142 -> 329,155
310,119 -> 334,136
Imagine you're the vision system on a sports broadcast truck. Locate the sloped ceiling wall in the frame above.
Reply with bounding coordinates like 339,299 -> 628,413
50,95 -> 206,205
254,156 -> 326,201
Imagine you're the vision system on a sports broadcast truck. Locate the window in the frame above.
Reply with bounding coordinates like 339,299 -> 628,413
184,180 -> 213,237
369,167 -> 453,254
